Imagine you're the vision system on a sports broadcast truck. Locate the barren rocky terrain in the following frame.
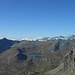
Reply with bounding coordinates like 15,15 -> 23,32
0,36 -> 75,75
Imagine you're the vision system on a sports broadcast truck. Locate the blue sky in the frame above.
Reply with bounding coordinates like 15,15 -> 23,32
0,0 -> 75,39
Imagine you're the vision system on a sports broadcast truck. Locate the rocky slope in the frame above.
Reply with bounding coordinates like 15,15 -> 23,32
45,49 -> 75,75
0,36 -> 75,75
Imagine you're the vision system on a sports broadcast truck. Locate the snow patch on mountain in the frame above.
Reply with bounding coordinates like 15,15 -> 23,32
1,35 -> 75,41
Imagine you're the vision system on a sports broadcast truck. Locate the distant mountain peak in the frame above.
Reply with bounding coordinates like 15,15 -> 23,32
2,37 -> 8,40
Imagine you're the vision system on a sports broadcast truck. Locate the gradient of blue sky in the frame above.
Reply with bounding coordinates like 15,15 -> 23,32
0,0 -> 75,39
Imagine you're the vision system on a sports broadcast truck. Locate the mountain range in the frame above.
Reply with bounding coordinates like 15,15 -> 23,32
1,35 -> 75,41
0,35 -> 75,75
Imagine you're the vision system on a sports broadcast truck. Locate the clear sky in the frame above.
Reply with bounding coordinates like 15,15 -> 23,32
0,0 -> 75,39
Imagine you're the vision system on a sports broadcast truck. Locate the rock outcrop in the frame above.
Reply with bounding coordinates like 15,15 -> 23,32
45,49 -> 75,75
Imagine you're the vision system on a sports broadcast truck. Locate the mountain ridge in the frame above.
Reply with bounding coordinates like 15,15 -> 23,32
0,35 -> 75,41
0,35 -> 75,75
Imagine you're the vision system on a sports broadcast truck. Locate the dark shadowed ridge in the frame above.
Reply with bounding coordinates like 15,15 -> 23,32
0,38 -> 20,53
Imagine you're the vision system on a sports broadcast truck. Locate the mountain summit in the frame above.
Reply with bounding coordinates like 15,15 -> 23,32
0,38 -> 19,53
